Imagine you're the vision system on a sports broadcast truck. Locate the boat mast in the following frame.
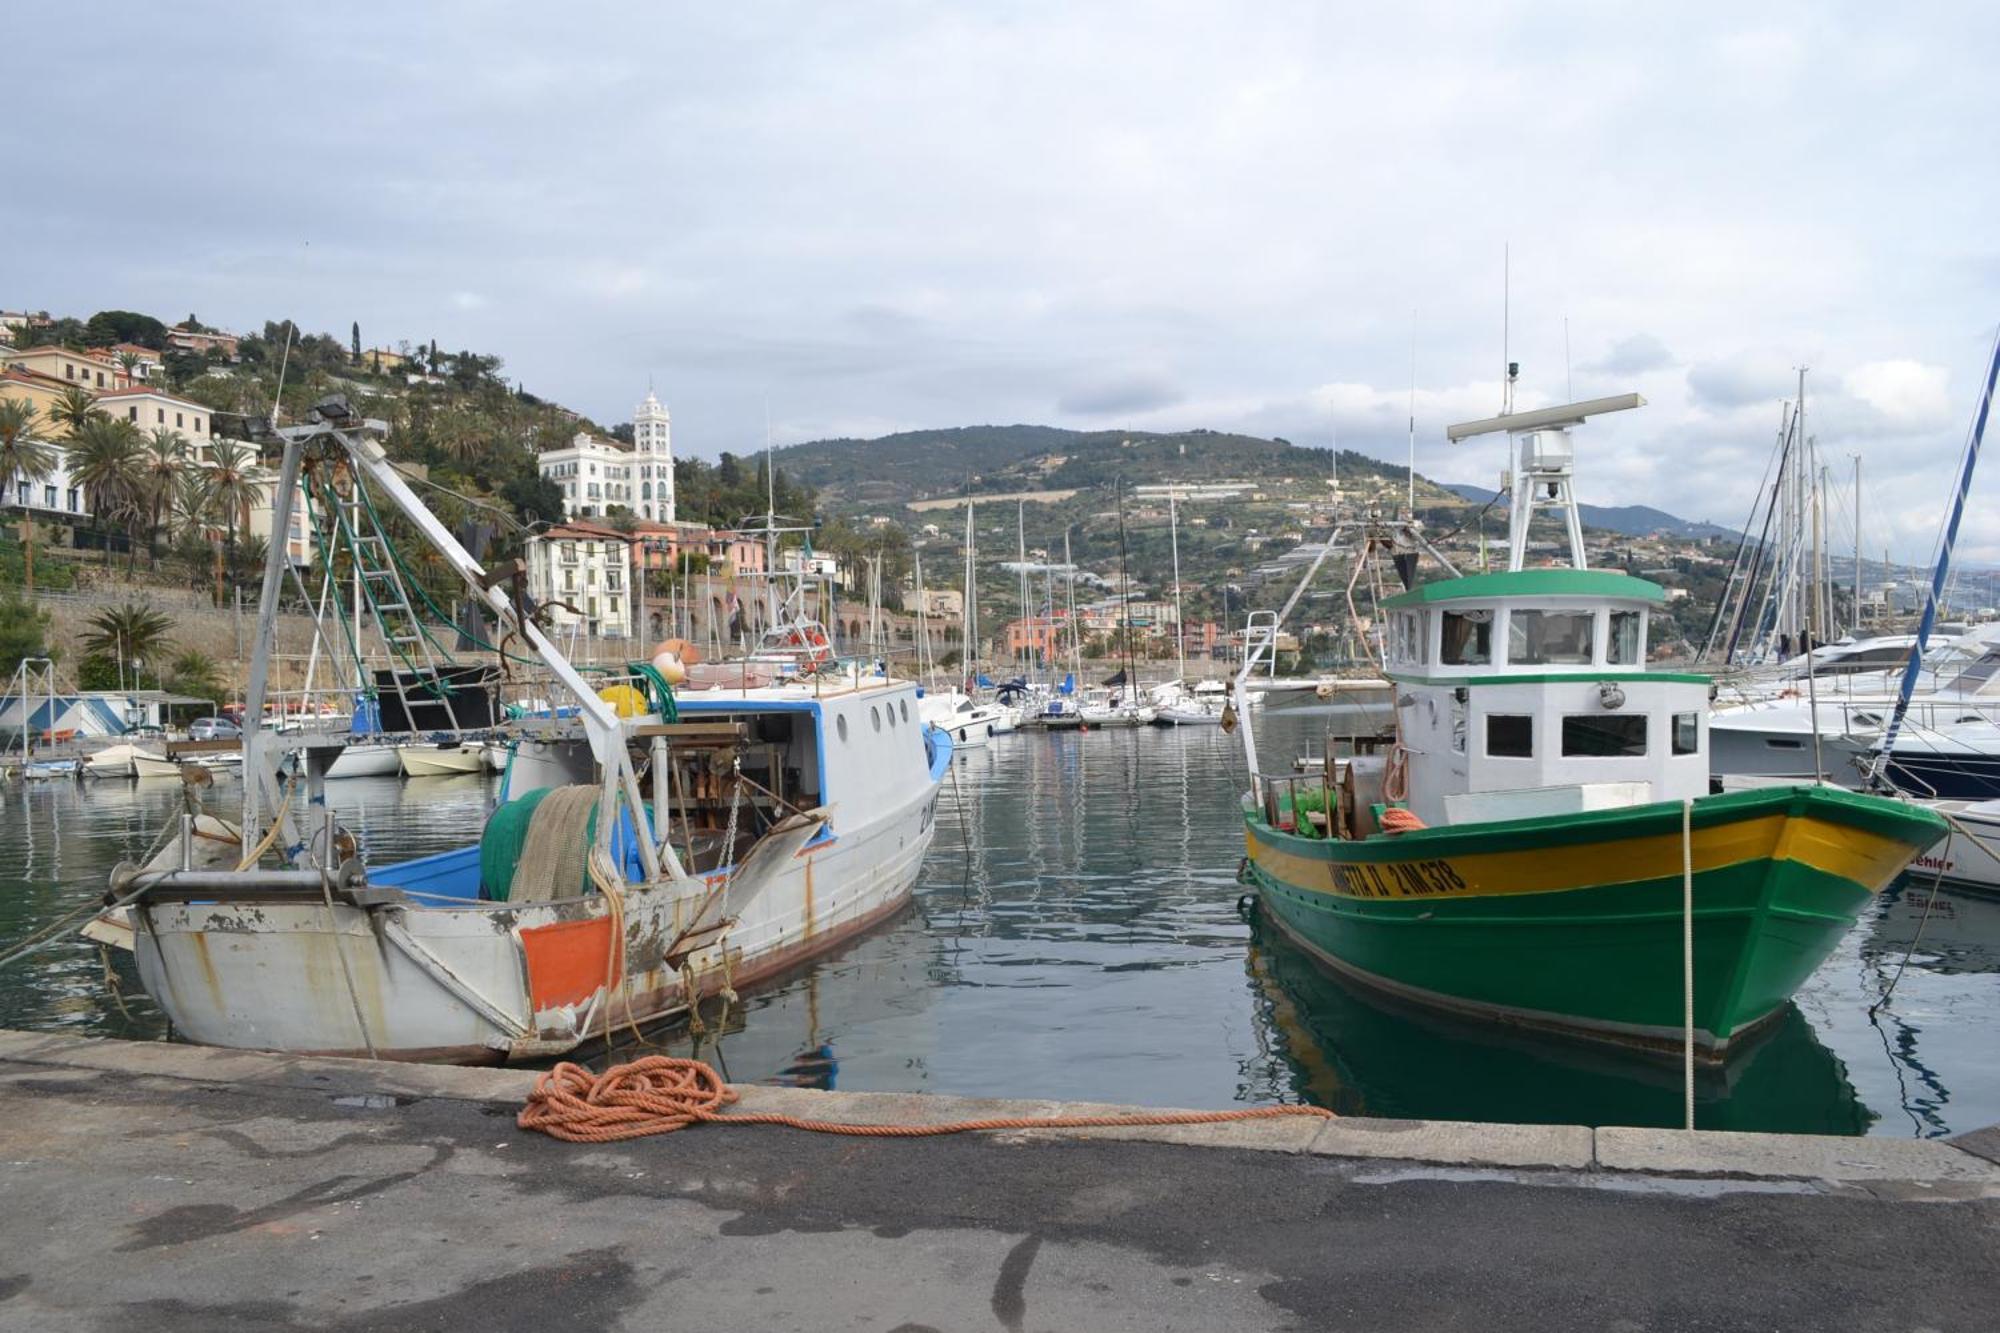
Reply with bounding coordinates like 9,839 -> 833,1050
1872,326 -> 2000,783
1851,453 -> 1862,636
1169,491 -> 1187,683
1115,476 -> 1136,690
963,500 -> 977,681
1016,501 -> 1029,674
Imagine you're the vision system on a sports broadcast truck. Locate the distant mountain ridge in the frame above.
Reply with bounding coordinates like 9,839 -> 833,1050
774,423 -> 1425,509
1440,483 -> 1739,540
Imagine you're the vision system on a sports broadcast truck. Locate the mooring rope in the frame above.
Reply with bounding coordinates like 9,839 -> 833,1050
518,1056 -> 1335,1144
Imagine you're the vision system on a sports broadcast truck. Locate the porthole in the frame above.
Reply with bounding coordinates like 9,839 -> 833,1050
887,703 -> 897,727
900,700 -> 910,723
837,714 -> 849,742
871,706 -> 882,731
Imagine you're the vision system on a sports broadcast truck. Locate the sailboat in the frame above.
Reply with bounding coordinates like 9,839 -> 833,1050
1235,390 -> 1942,1059
1151,492 -> 1229,726
917,501 -> 1013,747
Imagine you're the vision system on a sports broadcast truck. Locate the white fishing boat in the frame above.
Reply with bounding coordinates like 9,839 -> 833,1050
397,739 -> 488,777
131,753 -> 186,780
96,399 -> 950,1064
82,742 -> 166,779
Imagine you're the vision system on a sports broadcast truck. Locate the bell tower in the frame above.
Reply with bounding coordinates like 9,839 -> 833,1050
634,387 -> 674,524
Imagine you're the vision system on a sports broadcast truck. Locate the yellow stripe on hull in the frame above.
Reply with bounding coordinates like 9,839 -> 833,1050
1245,813 -> 1915,904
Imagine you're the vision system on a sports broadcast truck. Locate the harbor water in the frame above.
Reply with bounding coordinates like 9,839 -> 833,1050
3,707 -> 1996,1137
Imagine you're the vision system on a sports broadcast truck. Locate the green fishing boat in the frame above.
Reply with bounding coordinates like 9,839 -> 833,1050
1235,394 -> 1943,1059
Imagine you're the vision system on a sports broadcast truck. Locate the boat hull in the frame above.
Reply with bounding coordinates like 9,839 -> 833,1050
1243,785 -> 1941,1057
397,744 -> 486,777
323,746 -> 404,780
129,775 -> 940,1063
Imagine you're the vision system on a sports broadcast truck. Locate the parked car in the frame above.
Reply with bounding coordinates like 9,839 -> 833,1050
187,717 -> 243,742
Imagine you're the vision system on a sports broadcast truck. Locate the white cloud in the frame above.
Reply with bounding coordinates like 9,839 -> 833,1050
5,1 -> 2000,561
1840,359 -> 1952,432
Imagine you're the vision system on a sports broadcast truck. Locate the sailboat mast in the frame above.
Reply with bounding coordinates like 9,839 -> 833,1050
1169,492 -> 1187,683
963,501 -> 977,680
1851,454 -> 1862,635
1017,500 -> 1029,673
1063,528 -> 1081,682
1115,476 -> 1135,687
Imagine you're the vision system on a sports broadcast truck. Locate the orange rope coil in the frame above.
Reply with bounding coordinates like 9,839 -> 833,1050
1379,807 -> 1428,834
518,1056 -> 1334,1144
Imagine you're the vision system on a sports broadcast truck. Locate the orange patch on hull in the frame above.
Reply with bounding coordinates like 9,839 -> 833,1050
520,917 -> 614,1010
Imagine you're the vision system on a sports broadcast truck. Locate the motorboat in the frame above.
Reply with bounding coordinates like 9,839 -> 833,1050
918,690 -> 1013,748
397,739 -> 488,777
82,741 -> 167,779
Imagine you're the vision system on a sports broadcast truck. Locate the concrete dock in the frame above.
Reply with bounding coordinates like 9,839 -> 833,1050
0,1029 -> 1996,1331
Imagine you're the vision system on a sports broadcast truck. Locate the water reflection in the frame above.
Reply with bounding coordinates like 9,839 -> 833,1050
1245,917 -> 1874,1134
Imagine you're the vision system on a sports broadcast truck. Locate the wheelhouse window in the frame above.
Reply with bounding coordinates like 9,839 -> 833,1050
1392,610 -> 1430,665
1562,713 -> 1647,756
1673,712 -> 1700,756
1439,609 -> 1493,665
1508,608 -> 1594,665
1607,610 -> 1643,665
1486,714 -> 1533,758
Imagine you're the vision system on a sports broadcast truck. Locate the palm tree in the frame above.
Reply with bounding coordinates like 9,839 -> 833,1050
140,427 -> 189,567
47,384 -> 103,440
116,350 -> 140,382
0,397 -> 58,592
166,649 -> 222,705
67,417 -> 147,562
83,603 -> 175,675
201,438 -> 269,587
437,409 -> 488,468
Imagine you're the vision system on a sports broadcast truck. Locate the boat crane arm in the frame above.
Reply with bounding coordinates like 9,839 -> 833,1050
310,419 -> 675,884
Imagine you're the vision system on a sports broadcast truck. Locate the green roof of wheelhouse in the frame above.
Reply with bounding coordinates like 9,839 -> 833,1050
1379,568 -> 1667,609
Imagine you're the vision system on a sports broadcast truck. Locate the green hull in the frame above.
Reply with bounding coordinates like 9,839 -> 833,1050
1243,785 -> 1942,1057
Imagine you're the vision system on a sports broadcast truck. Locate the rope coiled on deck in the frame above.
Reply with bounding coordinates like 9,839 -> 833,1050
518,1056 -> 1335,1143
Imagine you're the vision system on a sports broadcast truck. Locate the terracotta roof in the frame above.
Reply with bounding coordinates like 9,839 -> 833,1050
93,386 -> 205,409
1,365 -> 70,390
539,522 -> 634,543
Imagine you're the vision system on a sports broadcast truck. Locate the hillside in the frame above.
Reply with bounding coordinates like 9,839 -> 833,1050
1441,483 -> 1738,540
776,423 -> 1449,511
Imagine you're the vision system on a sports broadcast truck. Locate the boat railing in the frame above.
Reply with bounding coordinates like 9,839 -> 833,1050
1254,768 -> 1340,839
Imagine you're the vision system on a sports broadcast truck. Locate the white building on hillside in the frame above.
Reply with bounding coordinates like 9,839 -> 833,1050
525,522 -> 635,641
633,388 -> 674,524
538,430 -> 633,520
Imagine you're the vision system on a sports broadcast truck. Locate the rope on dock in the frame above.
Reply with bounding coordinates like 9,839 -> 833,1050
518,1056 -> 1335,1144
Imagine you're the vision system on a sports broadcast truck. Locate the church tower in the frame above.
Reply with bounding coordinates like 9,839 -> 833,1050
634,387 -> 674,524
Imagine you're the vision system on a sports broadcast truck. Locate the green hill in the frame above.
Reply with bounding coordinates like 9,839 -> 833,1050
775,424 -> 1425,510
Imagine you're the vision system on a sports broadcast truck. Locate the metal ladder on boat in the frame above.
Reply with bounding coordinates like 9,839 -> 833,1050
346,526 -> 464,737
1241,610 -> 1280,680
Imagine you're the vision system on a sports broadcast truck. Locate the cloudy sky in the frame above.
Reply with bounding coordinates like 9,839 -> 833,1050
8,2 -> 1998,560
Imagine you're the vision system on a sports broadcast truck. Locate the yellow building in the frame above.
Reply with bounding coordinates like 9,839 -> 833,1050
95,387 -> 216,457
3,345 -> 131,392
0,365 -> 73,423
